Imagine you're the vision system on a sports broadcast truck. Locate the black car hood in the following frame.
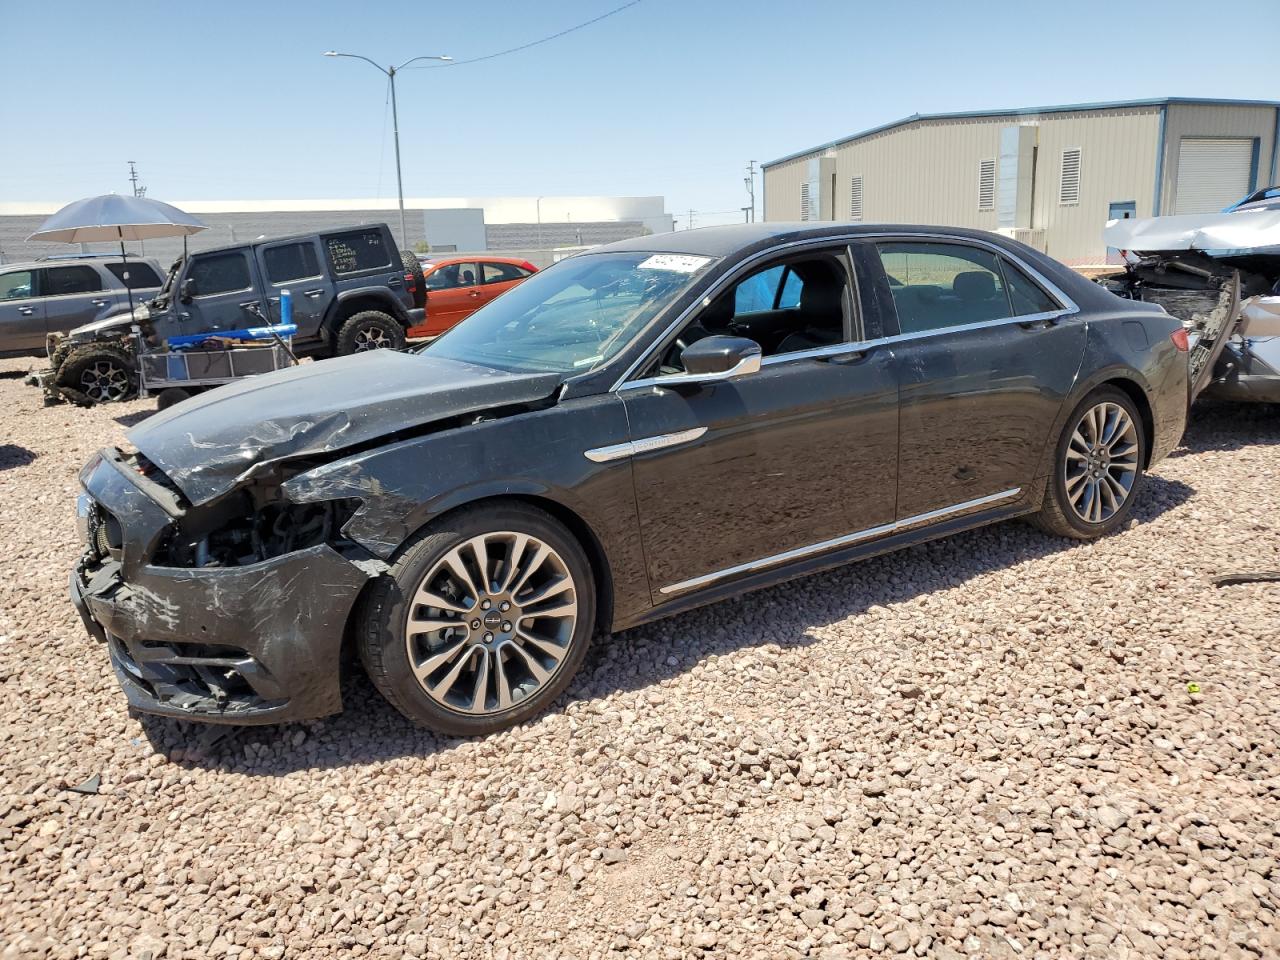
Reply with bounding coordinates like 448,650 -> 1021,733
128,351 -> 562,506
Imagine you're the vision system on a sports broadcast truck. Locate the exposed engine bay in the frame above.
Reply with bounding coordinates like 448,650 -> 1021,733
1101,210 -> 1280,404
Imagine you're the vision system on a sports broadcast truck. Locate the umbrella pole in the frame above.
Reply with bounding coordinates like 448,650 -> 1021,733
119,231 -> 135,317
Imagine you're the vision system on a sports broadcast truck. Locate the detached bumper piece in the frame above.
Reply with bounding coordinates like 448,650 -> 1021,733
106,634 -> 285,714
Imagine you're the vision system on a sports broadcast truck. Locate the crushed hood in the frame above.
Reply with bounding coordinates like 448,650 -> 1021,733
128,350 -> 561,505
1103,209 -> 1280,256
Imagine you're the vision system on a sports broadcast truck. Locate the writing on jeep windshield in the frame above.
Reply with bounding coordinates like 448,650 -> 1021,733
422,251 -> 713,374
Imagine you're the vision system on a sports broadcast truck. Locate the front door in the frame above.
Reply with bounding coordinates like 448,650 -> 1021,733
39,264 -> 118,337
868,238 -> 1087,521
0,269 -> 45,353
619,246 -> 899,598
422,261 -> 482,335
257,238 -> 333,339
179,249 -> 262,336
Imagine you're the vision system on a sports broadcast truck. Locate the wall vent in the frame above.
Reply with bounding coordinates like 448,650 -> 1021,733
978,159 -> 996,211
800,182 -> 811,221
1059,148 -> 1082,205
849,177 -> 864,221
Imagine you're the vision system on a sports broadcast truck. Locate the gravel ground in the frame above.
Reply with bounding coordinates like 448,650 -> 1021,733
1,355 -> 1278,960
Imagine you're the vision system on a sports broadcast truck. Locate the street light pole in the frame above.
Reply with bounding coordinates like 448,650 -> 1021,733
324,51 -> 452,250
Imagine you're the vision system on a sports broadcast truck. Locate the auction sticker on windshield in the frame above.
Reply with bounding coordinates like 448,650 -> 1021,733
637,254 -> 712,273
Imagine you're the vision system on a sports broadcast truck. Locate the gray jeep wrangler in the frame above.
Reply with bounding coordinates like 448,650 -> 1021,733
41,223 -> 425,405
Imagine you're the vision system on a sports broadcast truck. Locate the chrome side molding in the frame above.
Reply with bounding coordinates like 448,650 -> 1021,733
659,487 -> 1023,595
584,427 -> 708,463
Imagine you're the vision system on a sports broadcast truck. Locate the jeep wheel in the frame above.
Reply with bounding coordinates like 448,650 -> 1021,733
54,343 -> 137,406
335,311 -> 406,356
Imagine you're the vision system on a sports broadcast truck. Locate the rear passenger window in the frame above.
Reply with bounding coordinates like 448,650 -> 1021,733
481,262 -> 525,284
105,262 -> 162,289
0,271 -> 34,300
1001,259 -> 1059,316
189,253 -> 252,296
42,265 -> 102,296
325,229 -> 392,275
734,265 -> 785,313
264,242 -> 321,284
877,242 -> 1009,334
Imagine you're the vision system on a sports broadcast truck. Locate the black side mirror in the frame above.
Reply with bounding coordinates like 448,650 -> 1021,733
179,278 -> 197,303
679,335 -> 763,380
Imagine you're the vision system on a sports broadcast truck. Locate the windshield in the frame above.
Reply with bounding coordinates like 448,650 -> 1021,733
422,251 -> 715,374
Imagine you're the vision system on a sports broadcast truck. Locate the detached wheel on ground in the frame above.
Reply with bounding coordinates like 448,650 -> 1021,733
53,343 -> 137,406
1032,386 -> 1146,539
358,502 -> 596,736
334,310 -> 405,355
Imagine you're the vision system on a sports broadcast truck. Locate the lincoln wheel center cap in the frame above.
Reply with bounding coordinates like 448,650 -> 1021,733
482,611 -> 502,630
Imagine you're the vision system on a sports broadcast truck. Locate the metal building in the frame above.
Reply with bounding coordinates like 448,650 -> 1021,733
762,98 -> 1280,265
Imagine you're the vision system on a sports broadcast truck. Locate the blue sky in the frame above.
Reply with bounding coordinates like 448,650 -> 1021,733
2,0 -> 1277,226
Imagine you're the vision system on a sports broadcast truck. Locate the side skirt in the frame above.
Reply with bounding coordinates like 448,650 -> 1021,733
610,497 -> 1041,633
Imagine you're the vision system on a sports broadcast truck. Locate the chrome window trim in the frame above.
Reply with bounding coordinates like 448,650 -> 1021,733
609,230 -> 1079,393
584,427 -> 707,463
658,486 -> 1022,595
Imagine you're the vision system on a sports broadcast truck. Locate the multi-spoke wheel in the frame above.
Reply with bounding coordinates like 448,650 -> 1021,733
358,503 -> 596,734
1063,400 -> 1140,524
335,310 -> 406,356
1033,386 -> 1146,539
53,343 -> 138,406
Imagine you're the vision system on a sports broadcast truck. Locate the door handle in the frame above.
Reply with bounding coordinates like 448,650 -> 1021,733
821,346 -> 873,364
469,290 -> 481,298
19,307 -> 34,316
238,301 -> 260,309
1018,314 -> 1063,330
91,298 -> 111,307
303,289 -> 324,298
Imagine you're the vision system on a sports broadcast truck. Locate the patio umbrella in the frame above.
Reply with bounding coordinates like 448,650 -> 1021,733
27,195 -> 207,314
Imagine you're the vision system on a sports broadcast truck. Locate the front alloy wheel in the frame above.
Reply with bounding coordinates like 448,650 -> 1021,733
358,503 -> 596,735
353,324 -> 392,352
405,532 -> 578,715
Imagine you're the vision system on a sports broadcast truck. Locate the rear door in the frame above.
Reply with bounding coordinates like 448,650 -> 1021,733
477,261 -> 529,308
422,261 -> 481,334
40,264 -> 116,336
257,238 -> 332,338
179,250 -> 263,335
0,269 -> 44,352
867,237 -> 1086,520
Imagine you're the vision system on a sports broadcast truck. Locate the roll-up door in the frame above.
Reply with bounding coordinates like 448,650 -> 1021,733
1174,137 -> 1255,214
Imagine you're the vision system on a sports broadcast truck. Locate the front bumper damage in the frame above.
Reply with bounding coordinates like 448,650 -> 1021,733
72,448 -> 379,724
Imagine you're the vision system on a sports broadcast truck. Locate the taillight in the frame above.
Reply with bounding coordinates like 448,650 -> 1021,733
520,261 -> 537,273
1170,328 -> 1189,352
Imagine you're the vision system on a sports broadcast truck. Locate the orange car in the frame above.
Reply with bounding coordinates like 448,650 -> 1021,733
407,255 -> 538,337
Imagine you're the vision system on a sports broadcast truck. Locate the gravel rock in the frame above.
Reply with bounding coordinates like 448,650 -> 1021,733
1,366 -> 1277,959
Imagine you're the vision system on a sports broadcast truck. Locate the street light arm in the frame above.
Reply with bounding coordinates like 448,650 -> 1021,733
394,54 -> 453,71
322,51 -> 389,75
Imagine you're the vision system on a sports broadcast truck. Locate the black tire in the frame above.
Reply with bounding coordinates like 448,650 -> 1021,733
401,251 -> 426,310
1031,386 -> 1146,539
357,502 -> 597,736
53,343 -> 137,406
334,310 -> 405,356
155,387 -> 192,410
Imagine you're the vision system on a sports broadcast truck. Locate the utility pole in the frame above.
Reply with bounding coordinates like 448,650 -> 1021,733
687,209 -> 695,230
744,160 -> 757,223
128,161 -> 146,198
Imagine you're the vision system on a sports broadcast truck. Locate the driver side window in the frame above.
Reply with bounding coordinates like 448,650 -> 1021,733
659,252 -> 850,374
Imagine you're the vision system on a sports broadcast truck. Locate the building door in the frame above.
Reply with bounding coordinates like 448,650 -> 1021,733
1106,201 -> 1137,265
1174,138 -> 1257,214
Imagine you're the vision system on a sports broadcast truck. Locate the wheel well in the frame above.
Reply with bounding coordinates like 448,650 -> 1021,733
329,294 -> 404,332
1100,377 -> 1155,468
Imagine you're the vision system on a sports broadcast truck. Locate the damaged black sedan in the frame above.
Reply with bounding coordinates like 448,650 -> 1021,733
72,224 -> 1189,735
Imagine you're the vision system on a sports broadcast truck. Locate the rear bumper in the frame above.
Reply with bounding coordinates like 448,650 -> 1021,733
72,449 -> 377,725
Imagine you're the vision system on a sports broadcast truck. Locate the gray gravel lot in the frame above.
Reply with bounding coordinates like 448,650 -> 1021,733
1,355 -> 1278,959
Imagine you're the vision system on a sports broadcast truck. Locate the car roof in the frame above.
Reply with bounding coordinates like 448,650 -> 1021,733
1,257 -> 141,272
188,224 -> 392,258
422,255 -> 532,266
593,222 -> 1017,258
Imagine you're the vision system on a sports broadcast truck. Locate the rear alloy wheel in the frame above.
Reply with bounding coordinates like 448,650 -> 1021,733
358,503 -> 596,735
1031,386 -> 1146,539
334,310 -> 406,356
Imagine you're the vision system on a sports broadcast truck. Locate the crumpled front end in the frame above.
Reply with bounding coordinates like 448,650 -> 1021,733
71,447 -> 382,724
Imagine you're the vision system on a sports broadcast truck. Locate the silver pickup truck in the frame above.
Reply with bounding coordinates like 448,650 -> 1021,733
0,255 -> 163,357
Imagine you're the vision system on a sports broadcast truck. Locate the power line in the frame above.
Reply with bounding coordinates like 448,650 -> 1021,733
408,1 -> 642,69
